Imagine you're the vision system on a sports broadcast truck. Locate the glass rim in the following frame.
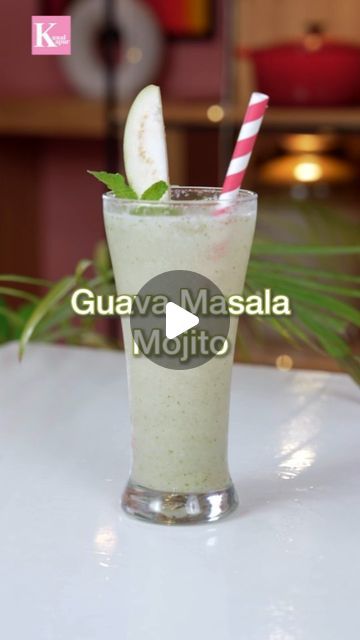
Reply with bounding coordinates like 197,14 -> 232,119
102,185 -> 257,207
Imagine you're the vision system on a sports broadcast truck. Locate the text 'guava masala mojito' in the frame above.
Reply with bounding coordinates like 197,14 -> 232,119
91,85 -> 269,524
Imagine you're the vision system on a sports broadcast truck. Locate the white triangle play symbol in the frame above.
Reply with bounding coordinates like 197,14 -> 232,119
165,302 -> 199,340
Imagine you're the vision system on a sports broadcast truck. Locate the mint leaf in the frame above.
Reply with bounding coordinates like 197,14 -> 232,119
141,181 -> 168,201
87,171 -> 137,199
88,171 -> 169,204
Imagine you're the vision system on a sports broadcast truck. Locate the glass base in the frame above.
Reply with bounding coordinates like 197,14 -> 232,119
121,480 -> 238,525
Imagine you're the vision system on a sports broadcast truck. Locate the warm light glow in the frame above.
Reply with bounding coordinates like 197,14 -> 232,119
282,134 -> 337,153
276,354 -> 293,371
293,161 -> 323,182
126,47 -> 143,64
259,153 -> 355,185
207,104 -> 224,123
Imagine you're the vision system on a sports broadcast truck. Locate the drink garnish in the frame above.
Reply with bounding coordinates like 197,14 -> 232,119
123,85 -> 169,198
88,170 -> 168,201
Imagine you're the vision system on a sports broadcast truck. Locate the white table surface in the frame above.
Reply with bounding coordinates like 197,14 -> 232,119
0,342 -> 359,640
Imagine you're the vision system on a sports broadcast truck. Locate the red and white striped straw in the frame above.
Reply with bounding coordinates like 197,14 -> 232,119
217,92 -> 269,210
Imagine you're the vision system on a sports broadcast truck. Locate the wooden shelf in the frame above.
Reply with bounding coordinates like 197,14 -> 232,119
261,107 -> 360,132
1,97 -> 360,138
0,97 -> 105,139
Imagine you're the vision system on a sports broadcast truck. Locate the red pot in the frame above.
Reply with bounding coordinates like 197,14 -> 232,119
236,39 -> 360,107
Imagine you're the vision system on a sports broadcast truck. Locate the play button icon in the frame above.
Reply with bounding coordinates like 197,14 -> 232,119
165,302 -> 199,339
130,269 -> 230,370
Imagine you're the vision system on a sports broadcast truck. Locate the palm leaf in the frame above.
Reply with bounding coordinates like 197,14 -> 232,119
0,305 -> 24,329
249,260 -> 360,284
0,275 -> 51,287
18,260 -> 91,360
3,236 -> 357,385
249,269 -> 360,298
0,286 -> 39,304
252,243 -> 360,257
248,273 -> 360,327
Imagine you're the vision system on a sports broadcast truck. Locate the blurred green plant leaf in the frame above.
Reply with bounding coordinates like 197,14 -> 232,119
249,260 -> 360,284
0,286 -> 38,303
93,240 -> 111,277
252,243 -> 360,256
3,234 -> 357,385
13,303 -> 37,339
295,307 -> 351,358
248,272 -> 360,327
0,298 -> 10,341
18,259 -> 91,360
0,275 -> 51,287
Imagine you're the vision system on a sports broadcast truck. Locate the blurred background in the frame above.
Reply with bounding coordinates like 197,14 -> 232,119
0,0 -> 359,372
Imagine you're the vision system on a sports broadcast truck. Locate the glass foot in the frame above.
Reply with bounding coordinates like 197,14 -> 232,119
121,480 -> 238,525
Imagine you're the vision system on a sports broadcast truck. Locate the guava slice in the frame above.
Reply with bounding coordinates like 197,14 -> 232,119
123,85 -> 169,198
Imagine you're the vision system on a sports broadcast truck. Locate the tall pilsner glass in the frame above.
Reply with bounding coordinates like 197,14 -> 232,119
103,187 -> 257,524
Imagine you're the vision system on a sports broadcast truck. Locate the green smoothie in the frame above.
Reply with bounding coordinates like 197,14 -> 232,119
104,188 -> 257,494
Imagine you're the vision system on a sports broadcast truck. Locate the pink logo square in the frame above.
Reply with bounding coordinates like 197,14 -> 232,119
32,16 -> 71,55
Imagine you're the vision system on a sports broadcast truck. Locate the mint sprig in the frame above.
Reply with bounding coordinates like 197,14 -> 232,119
88,171 -> 168,201
87,171 -> 137,199
141,181 -> 168,200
